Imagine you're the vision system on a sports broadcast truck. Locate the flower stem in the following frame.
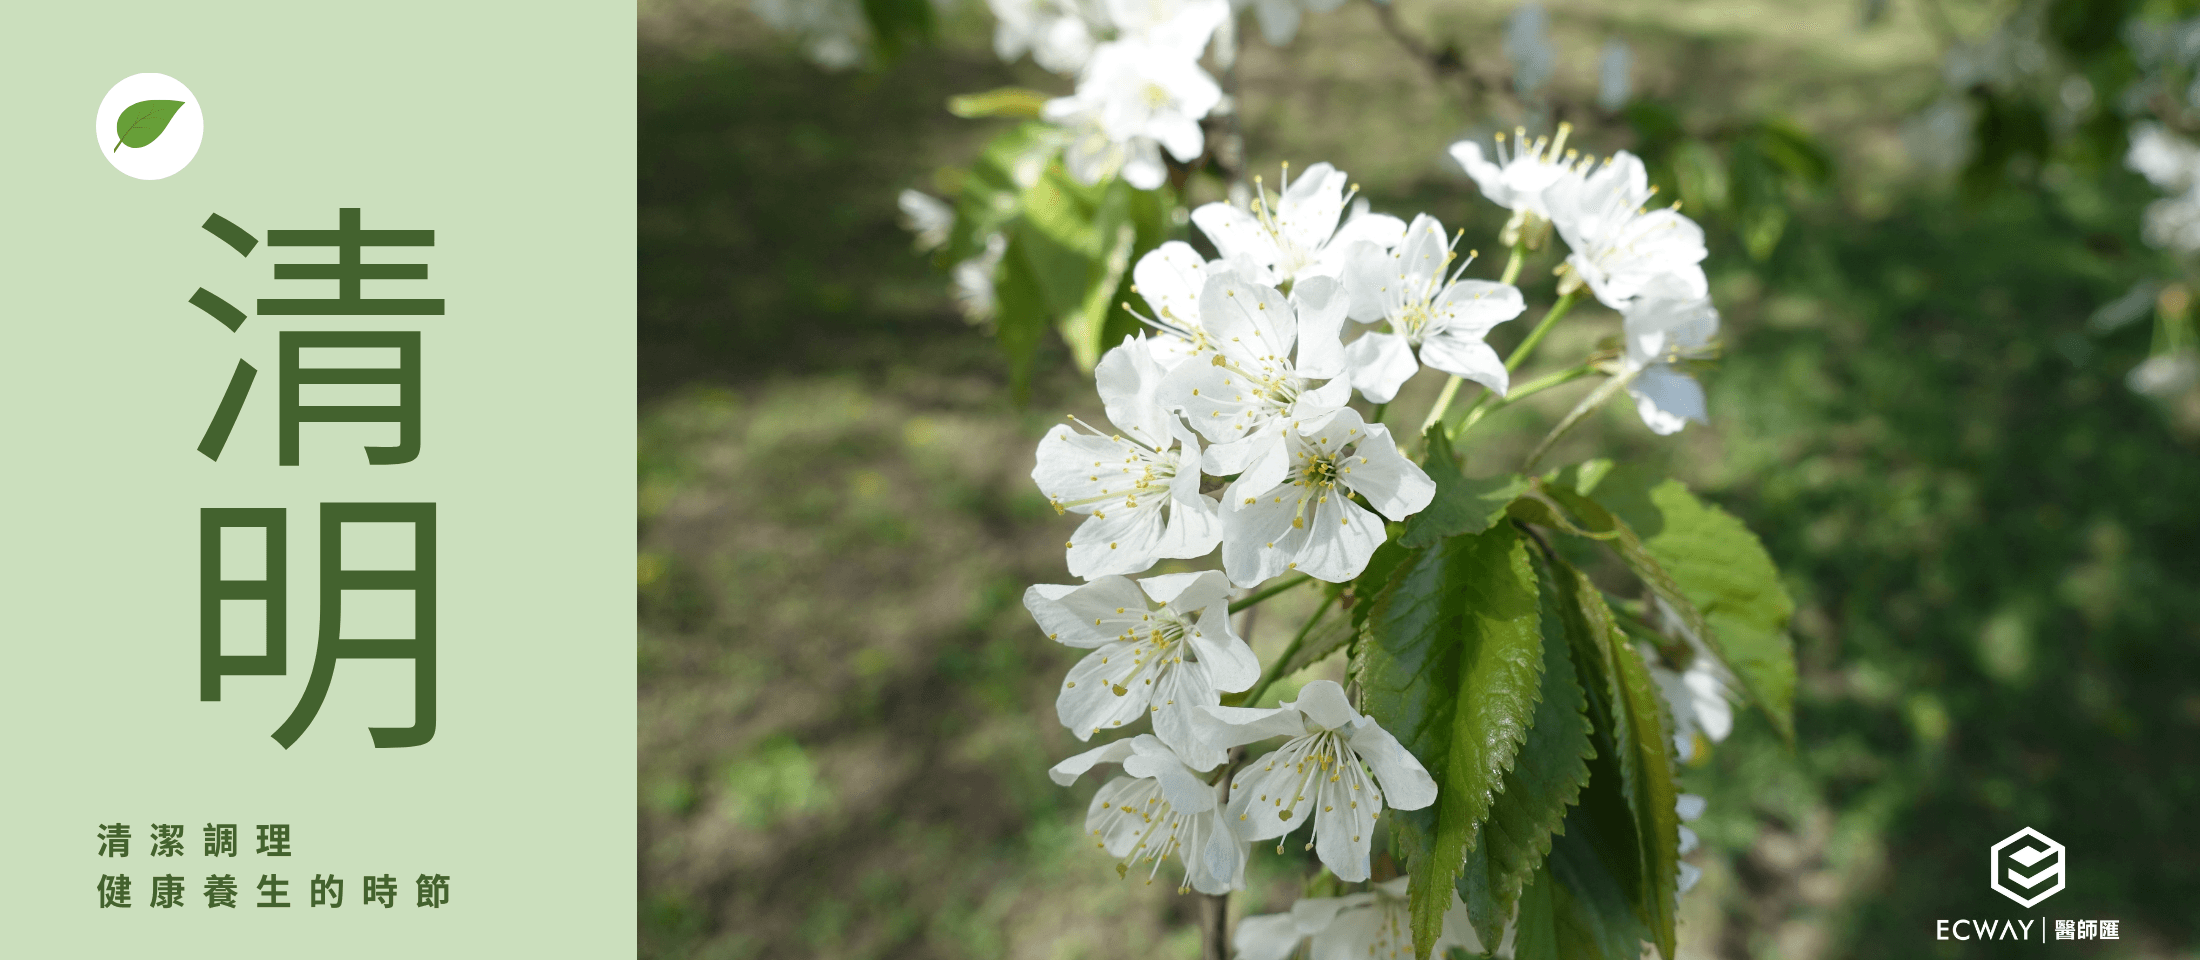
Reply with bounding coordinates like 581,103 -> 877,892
1498,239 -> 1527,286
1521,366 -> 1640,473
1452,363 -> 1595,440
1505,288 -> 1580,374
1229,573 -> 1310,613
1369,402 -> 1389,425
1417,242 -> 1535,439
1437,289 -> 1583,442
1239,590 -> 1339,708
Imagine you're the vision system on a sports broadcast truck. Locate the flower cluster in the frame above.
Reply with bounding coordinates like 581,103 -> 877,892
1021,144 -> 1725,945
988,0 -> 1232,188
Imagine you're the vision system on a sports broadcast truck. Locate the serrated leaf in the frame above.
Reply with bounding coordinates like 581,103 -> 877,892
1565,464 -> 1798,743
1553,564 -> 1679,960
948,87 -> 1051,119
1360,526 -> 1543,959
1401,427 -> 1528,548
114,99 -> 184,152
1456,563 -> 1595,948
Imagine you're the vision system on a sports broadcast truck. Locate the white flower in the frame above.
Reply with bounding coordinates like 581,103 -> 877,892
1232,0 -> 1349,46
1340,214 -> 1526,403
1450,124 -> 1577,224
1219,408 -> 1434,586
1045,40 -> 1222,189
1106,0 -> 1230,58
2128,123 -> 2200,195
988,0 -> 1106,74
1034,336 -> 1223,578
1192,162 -> 1407,288
1619,275 -> 1719,435
1544,151 -> 1709,309
896,189 -> 954,251
1025,570 -> 1258,767
1676,793 -> 1708,894
1233,877 -> 1482,960
1163,271 -> 1354,475
2129,351 -> 2200,400
951,234 -> 1007,323
1646,598 -> 1734,763
1197,680 -> 1438,881
1050,734 -> 1249,894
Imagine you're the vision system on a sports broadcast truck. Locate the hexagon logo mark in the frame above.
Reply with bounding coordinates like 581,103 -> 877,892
1990,827 -> 2065,907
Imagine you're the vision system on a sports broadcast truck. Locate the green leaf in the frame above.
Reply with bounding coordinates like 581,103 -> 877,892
113,99 -> 184,152
1552,563 -> 1679,960
1565,464 -> 1799,743
992,231 -> 1051,404
1509,809 -> 1651,960
1456,566 -> 1595,948
1400,427 -> 1528,548
943,123 -> 1063,265
1360,526 -> 1544,959
947,87 -> 1051,119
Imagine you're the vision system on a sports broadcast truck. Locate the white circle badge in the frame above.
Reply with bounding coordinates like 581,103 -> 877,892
95,73 -> 204,180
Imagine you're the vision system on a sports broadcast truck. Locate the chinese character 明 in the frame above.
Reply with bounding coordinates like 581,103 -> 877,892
2078,920 -> 2099,940
201,504 -> 439,748
2101,920 -> 2120,939
257,874 -> 291,908
97,875 -> 131,908
205,823 -> 238,857
363,874 -> 398,909
311,873 -> 344,908
256,824 -> 291,856
192,208 -> 441,466
150,875 -> 185,909
204,874 -> 239,909
416,873 -> 449,909
151,824 -> 185,858
97,823 -> 130,857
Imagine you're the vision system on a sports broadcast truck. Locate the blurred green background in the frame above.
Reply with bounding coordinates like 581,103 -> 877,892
636,0 -> 2200,956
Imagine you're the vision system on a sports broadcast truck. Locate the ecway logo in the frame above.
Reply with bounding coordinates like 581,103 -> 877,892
1990,827 -> 2065,907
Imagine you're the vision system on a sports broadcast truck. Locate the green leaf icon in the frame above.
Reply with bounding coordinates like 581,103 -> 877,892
113,99 -> 185,153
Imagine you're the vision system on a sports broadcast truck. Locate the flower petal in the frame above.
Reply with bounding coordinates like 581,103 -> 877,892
1628,363 -> 1706,436
1132,240 -> 1211,334
1233,912 -> 1303,960
1094,335 -> 1174,447
1025,577 -> 1149,647
1342,330 -> 1419,404
1287,491 -> 1386,583
1416,329 -> 1509,395
1346,716 -> 1438,810
1336,422 -> 1436,521
1049,735 -> 1142,785
1196,702 -> 1309,749
1287,680 -> 1361,730
1290,274 -> 1352,380
1192,202 -> 1280,271
1057,642 -> 1154,738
